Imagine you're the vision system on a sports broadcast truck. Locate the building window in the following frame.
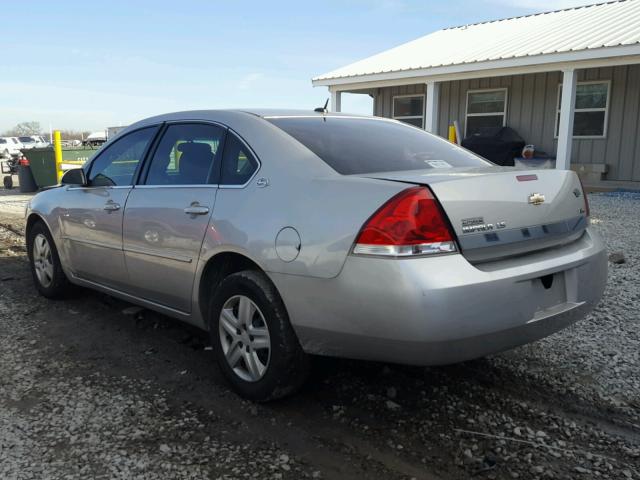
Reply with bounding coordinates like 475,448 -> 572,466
392,95 -> 424,128
465,89 -> 507,136
555,81 -> 610,138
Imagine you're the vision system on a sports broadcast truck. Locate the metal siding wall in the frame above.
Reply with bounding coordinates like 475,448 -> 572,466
374,84 -> 426,118
605,66 -> 626,180
530,73 -> 546,148
590,68 -> 611,167
633,73 -> 640,182
372,64 -> 639,181
542,72 -> 559,151
617,65 -> 640,181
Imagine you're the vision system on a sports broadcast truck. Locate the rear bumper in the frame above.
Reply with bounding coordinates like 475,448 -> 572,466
270,227 -> 607,365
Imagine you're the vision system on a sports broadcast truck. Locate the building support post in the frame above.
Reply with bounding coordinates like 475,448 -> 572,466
556,68 -> 577,170
424,81 -> 440,134
330,88 -> 342,113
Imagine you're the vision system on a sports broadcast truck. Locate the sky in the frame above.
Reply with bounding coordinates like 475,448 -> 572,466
1,0 -> 596,132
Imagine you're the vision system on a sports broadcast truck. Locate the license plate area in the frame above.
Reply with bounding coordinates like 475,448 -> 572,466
531,271 -> 566,311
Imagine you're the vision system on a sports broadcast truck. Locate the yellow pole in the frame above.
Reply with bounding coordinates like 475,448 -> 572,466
53,130 -> 63,182
448,124 -> 457,144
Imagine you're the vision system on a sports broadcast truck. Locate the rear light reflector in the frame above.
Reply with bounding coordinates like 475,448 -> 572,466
516,174 -> 538,182
353,186 -> 457,257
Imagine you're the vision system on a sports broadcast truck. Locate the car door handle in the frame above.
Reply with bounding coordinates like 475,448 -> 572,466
183,205 -> 210,215
103,201 -> 121,212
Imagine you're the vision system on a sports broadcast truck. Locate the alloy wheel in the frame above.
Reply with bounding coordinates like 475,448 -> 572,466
32,233 -> 54,288
218,295 -> 271,382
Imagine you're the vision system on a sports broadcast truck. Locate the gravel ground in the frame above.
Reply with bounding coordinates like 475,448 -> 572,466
0,192 -> 638,479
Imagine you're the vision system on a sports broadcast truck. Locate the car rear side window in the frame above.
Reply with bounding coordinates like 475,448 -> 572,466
88,127 -> 157,187
221,132 -> 258,185
266,117 -> 490,175
145,123 -> 225,185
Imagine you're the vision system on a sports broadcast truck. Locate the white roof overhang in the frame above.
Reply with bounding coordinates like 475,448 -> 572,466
314,44 -> 640,92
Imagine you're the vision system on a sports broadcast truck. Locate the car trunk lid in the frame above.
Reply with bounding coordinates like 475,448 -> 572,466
358,167 -> 588,263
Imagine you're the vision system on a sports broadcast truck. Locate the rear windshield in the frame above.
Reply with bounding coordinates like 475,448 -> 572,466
266,116 -> 490,175
19,137 -> 34,142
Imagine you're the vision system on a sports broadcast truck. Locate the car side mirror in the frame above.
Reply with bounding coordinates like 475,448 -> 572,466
60,168 -> 88,186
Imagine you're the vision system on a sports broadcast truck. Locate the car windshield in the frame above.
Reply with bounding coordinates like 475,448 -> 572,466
0,139 -> 6,144
266,116 -> 491,175
19,137 -> 35,143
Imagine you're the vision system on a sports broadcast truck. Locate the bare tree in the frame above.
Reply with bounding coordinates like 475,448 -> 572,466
3,122 -> 42,136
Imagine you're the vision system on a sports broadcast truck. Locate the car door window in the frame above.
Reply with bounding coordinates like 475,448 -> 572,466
88,127 -> 157,187
221,132 -> 258,185
145,123 -> 225,185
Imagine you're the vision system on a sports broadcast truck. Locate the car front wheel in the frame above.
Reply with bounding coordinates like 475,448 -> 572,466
27,221 -> 71,298
209,270 -> 309,401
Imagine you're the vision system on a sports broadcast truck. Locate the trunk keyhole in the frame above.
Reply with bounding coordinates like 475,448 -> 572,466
540,274 -> 554,290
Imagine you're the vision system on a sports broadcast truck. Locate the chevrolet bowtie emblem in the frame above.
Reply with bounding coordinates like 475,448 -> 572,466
528,193 -> 545,205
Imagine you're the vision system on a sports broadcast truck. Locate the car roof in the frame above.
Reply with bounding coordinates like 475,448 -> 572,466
238,108 -> 370,119
132,109 -> 371,124
122,109 -> 377,137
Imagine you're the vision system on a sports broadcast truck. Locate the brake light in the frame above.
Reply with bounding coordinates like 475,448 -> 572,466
353,186 -> 457,257
578,176 -> 590,217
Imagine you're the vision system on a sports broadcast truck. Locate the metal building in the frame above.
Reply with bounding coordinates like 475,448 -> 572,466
313,0 -> 640,185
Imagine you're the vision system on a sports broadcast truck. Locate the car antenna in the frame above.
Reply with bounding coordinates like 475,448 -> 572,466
314,98 -> 329,114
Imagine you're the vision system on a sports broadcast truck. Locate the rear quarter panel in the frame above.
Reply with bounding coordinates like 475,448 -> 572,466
205,175 -> 406,278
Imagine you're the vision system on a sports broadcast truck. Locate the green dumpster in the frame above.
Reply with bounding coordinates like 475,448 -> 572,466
26,147 -> 99,188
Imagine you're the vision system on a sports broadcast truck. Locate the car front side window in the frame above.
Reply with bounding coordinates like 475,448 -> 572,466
88,126 -> 157,187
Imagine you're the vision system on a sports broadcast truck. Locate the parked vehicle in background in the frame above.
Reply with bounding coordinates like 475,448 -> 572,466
25,110 -> 607,401
0,137 -> 23,158
18,137 -> 36,149
10,137 -> 24,152
18,135 -> 49,149
83,131 -> 107,147
61,139 -> 82,148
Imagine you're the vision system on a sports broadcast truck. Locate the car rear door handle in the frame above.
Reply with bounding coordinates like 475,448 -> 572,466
103,201 -> 120,212
184,205 -> 210,215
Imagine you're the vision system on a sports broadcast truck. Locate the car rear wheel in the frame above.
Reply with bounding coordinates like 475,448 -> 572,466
209,270 -> 309,401
27,221 -> 71,299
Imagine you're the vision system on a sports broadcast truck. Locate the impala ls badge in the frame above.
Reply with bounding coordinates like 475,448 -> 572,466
461,217 -> 507,234
528,193 -> 545,206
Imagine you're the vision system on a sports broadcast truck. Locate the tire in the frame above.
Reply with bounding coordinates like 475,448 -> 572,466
208,270 -> 309,401
27,221 -> 71,299
3,175 -> 12,189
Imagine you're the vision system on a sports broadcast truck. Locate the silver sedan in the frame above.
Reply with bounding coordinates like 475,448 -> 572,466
25,110 -> 607,401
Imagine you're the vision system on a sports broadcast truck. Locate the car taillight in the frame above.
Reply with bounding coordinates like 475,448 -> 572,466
578,176 -> 590,217
353,186 -> 457,257
18,156 -> 29,166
